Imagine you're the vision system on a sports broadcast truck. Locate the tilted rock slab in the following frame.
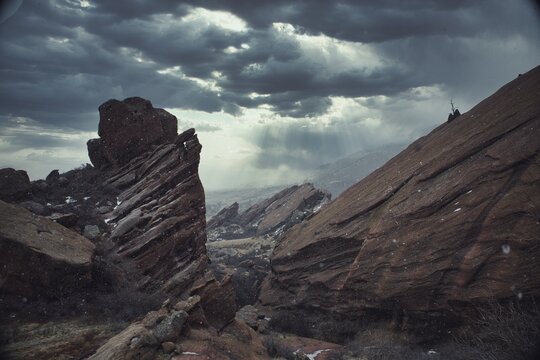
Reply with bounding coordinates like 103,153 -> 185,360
207,183 -> 330,241
0,200 -> 95,299
101,128 -> 208,297
260,66 -> 540,327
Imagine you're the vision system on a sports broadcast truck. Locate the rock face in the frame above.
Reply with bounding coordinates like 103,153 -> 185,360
87,97 -> 178,168
260,66 -> 540,334
207,183 -> 330,241
0,200 -> 95,300
0,168 -> 31,201
101,126 -> 208,297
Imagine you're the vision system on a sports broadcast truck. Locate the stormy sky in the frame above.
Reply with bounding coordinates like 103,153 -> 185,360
1,0 -> 539,190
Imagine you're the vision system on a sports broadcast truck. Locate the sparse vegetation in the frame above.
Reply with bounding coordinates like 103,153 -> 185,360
451,299 -> 540,360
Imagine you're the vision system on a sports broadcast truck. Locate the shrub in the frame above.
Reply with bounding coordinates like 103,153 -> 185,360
452,299 -> 540,360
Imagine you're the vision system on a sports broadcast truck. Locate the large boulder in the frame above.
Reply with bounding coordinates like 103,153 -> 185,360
87,97 -> 178,168
0,200 -> 95,300
260,66 -> 540,335
0,168 -> 31,201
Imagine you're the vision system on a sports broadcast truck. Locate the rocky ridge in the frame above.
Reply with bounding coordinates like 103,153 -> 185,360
207,183 -> 330,241
260,66 -> 540,339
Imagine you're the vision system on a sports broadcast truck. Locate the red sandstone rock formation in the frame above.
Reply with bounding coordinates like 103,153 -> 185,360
0,168 -> 31,202
260,66 -> 540,332
100,127 -> 208,298
87,97 -> 178,168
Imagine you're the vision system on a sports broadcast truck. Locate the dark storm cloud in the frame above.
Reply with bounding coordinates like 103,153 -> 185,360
170,0 -> 537,42
1,0 -> 539,133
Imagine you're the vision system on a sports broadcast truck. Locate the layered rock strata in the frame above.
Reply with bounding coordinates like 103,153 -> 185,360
207,183 -> 330,241
260,66 -> 540,332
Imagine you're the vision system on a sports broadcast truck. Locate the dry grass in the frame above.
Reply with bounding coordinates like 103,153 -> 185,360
451,299 -> 540,360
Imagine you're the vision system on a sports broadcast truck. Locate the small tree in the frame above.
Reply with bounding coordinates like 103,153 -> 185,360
447,99 -> 461,122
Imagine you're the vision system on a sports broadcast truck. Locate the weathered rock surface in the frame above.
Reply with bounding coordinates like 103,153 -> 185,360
83,224 -> 101,240
100,127 -> 208,297
207,183 -> 330,241
87,97 -> 178,168
88,295 -> 268,360
0,168 -> 31,202
0,200 -> 95,300
18,201 -> 46,215
260,66 -> 540,334
48,212 -> 79,227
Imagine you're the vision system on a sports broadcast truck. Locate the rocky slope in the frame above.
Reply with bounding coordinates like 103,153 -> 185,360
207,183 -> 330,241
260,66 -> 540,338
0,97 -> 267,359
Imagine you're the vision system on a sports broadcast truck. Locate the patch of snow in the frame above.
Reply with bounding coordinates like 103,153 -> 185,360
466,190 -> 473,194
46,203 -> 51,206
113,197 -> 123,210
502,244 -> 511,255
306,349 -> 331,360
453,208 -> 461,212
182,352 -> 200,355
427,349 -> 437,355
83,196 -> 91,201
65,196 -> 77,204
264,317 -> 271,321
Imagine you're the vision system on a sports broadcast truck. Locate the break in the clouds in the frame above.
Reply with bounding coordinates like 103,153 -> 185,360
0,0 -> 539,189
